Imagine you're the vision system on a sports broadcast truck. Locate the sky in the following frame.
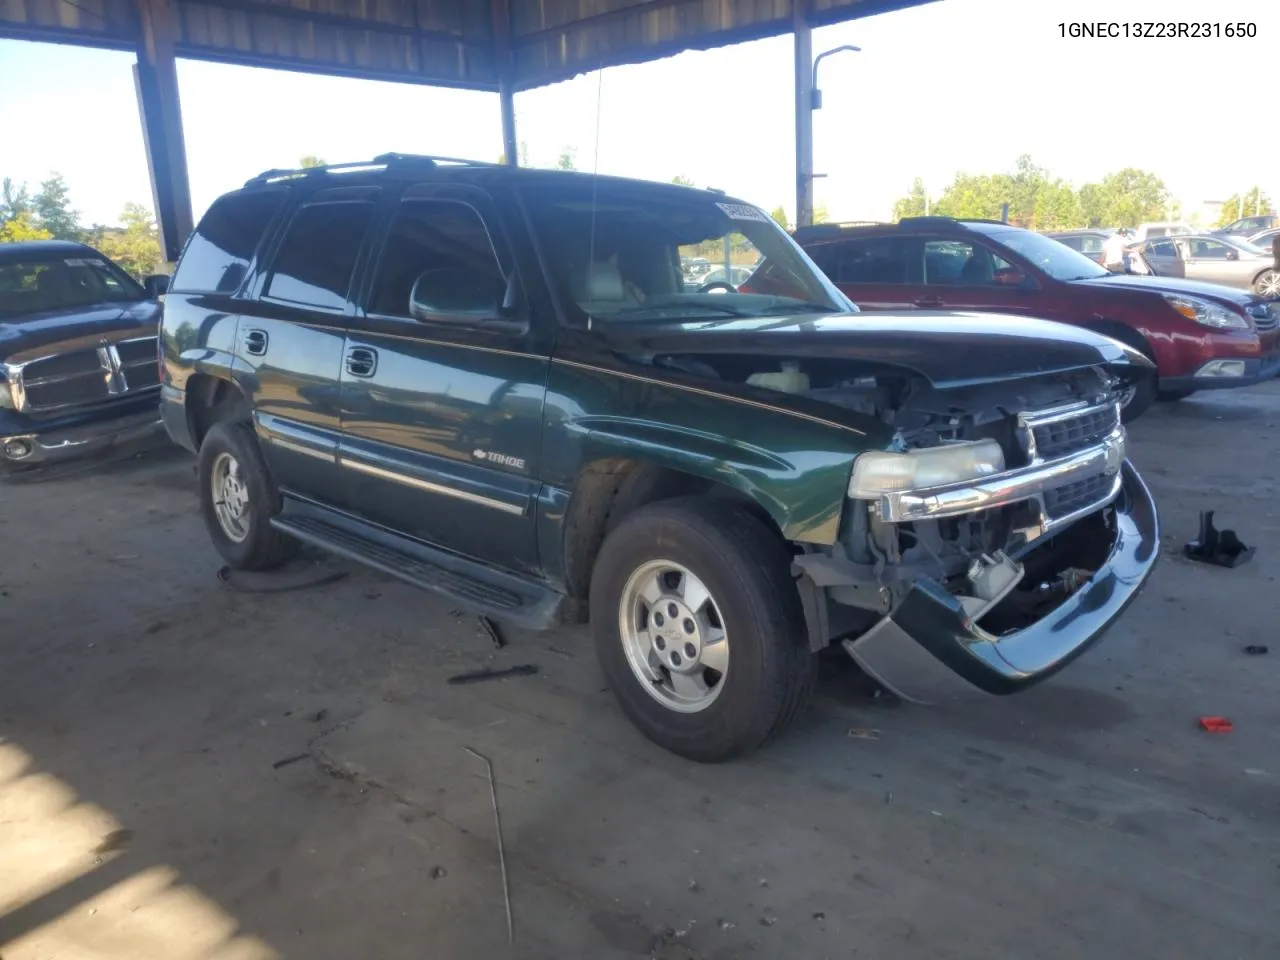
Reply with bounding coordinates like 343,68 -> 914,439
0,0 -> 1276,229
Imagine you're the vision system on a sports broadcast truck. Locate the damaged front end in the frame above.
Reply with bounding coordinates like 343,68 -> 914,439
793,367 -> 1160,702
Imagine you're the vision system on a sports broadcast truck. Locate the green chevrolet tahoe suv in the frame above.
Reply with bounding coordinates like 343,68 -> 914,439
160,154 -> 1160,762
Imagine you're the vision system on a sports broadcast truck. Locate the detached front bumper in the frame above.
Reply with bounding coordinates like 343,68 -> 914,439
844,461 -> 1158,703
1,396 -> 163,470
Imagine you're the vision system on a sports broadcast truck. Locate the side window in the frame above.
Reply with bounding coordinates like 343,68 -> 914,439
804,242 -> 840,279
1187,238 -> 1228,259
1057,236 -> 1085,252
836,237 -> 914,284
1148,239 -> 1176,258
1080,235 -> 1106,255
172,191 -> 285,294
263,201 -> 374,311
367,199 -> 505,319
923,240 -> 1010,286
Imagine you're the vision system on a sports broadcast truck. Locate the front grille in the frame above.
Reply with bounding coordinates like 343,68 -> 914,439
1043,474 -> 1113,519
1248,302 -> 1279,331
16,337 -> 160,412
1031,404 -> 1119,460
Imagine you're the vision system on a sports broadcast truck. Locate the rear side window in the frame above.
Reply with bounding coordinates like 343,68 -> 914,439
264,201 -> 374,311
1079,235 -> 1105,254
172,191 -> 284,294
1056,236 -> 1085,252
837,237 -> 916,284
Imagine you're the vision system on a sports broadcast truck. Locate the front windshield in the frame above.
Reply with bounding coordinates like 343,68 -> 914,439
521,181 -> 852,323
988,229 -> 1109,281
0,254 -> 144,318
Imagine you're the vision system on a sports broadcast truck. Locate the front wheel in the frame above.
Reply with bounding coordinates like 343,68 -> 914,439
590,498 -> 815,762
1254,270 -> 1280,298
198,420 -> 298,571
1120,374 -> 1156,423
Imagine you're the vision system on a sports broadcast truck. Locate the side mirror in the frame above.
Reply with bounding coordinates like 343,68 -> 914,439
1224,248 -> 1239,261
143,274 -> 170,299
409,268 -> 506,325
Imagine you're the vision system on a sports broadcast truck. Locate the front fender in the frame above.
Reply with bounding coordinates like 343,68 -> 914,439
543,360 -> 885,544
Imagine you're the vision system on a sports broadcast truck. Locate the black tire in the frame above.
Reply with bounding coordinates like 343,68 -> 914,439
197,420 -> 298,571
589,497 -> 815,762
1157,388 -> 1196,402
1121,374 -> 1156,423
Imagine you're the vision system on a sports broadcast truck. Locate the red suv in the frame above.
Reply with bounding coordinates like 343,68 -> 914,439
775,217 -> 1280,420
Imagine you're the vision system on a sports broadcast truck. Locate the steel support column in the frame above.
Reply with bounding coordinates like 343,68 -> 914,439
793,2 -> 814,228
492,0 -> 518,165
134,0 -> 193,263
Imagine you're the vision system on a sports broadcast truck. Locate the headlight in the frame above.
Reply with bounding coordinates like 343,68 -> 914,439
1162,294 -> 1249,330
0,367 -> 12,410
849,439 -> 1006,498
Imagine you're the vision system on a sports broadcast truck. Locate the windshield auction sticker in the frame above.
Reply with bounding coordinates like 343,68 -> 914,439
716,202 -> 770,223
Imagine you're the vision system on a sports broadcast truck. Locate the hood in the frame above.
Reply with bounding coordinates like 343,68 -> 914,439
0,300 -> 160,362
602,310 -> 1151,389
1072,273 -> 1262,305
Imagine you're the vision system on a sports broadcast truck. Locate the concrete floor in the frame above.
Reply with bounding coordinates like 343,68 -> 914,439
2,384 -> 1279,960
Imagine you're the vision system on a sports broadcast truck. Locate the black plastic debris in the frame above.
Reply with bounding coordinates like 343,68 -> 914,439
478,615 -> 506,649
1244,645 -> 1269,656
447,664 -> 538,685
1184,511 -> 1255,568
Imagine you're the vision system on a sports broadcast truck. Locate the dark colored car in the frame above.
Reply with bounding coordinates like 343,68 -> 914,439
1135,234 -> 1280,297
160,155 -> 1158,762
1046,229 -> 1111,264
1214,214 -> 1277,239
1,240 -> 169,471
785,217 -> 1280,419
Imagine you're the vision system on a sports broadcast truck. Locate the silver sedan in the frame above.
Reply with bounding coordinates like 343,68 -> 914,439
1138,234 -> 1280,297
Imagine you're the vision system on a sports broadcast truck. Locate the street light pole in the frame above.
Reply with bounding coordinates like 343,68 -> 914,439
794,32 -> 861,228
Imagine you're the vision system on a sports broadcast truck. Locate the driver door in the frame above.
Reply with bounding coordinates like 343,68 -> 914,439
1182,237 -> 1236,284
913,238 -> 1049,318
336,184 -> 550,574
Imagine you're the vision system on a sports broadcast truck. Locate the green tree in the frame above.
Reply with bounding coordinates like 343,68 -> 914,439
497,141 -> 530,166
812,203 -> 830,225
2,177 -> 33,223
769,206 -> 790,230
1077,168 -> 1168,228
299,155 -> 326,168
671,175 -> 696,187
0,211 -> 51,243
33,173 -> 81,240
556,147 -> 578,171
892,178 -> 929,220
1215,187 -> 1274,226
95,203 -> 163,279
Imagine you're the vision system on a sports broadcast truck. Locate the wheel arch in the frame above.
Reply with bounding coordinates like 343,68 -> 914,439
185,373 -> 252,449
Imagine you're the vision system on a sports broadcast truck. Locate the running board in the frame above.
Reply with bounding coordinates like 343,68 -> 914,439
272,506 -> 565,631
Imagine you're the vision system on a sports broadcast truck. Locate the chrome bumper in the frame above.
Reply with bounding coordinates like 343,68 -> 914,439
1,409 -> 163,468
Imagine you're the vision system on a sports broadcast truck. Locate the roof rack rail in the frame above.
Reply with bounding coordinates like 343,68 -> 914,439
793,220 -> 886,232
244,153 -> 495,187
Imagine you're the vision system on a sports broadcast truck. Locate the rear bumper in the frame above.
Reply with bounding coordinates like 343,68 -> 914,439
844,461 -> 1159,703
1,400 -> 163,469
1159,351 -> 1280,392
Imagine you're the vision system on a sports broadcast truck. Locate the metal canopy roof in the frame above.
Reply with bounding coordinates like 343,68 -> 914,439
2,0 -> 932,91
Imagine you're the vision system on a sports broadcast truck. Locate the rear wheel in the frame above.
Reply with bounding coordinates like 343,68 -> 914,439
590,498 -> 814,762
1254,270 -> 1280,298
197,420 -> 298,571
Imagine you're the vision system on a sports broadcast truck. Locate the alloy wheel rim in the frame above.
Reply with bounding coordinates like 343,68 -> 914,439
1259,272 -> 1280,298
617,559 -> 729,713
211,452 -> 251,543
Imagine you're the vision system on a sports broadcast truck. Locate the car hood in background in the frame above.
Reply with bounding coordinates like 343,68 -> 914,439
0,300 -> 160,362
603,311 -> 1151,389
1072,274 -> 1264,305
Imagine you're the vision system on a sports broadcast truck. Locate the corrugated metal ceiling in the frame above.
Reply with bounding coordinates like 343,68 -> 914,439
0,0 -> 934,90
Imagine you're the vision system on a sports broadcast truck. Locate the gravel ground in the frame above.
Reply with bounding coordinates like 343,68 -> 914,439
2,383 -> 1278,960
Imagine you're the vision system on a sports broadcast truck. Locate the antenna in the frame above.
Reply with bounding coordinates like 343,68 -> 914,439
586,66 -> 604,331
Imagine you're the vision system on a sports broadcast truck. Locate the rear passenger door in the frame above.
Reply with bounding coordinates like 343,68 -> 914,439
816,236 -> 922,310
236,186 -> 380,504
1144,239 -> 1181,277
336,183 -> 548,574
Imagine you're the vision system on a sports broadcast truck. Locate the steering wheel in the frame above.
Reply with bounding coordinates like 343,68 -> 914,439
698,281 -> 736,294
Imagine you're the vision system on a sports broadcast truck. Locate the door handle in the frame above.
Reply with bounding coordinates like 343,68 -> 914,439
345,346 -> 378,378
913,296 -> 943,308
244,328 -> 269,356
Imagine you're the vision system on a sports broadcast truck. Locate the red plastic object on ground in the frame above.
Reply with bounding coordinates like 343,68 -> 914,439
1198,716 -> 1234,733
